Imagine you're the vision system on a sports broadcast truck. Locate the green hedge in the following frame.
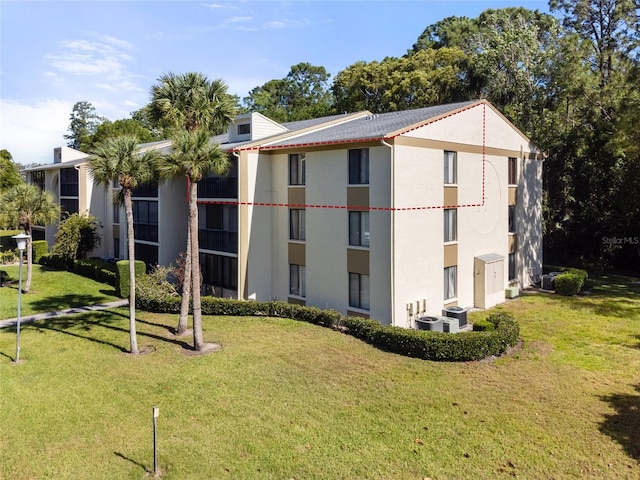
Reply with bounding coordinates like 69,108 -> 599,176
135,284 -> 519,362
32,240 -> 49,263
472,319 -> 495,331
554,268 -> 588,296
38,254 -> 117,286
115,260 -> 146,297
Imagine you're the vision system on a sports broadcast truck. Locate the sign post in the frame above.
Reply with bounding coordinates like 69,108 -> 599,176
153,406 -> 159,475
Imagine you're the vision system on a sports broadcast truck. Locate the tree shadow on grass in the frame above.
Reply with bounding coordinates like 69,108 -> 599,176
28,293 -> 116,315
24,309 -> 191,352
599,384 -> 640,463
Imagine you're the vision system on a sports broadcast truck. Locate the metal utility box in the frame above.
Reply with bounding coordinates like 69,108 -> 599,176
443,318 -> 460,333
443,306 -> 468,328
415,316 -> 447,332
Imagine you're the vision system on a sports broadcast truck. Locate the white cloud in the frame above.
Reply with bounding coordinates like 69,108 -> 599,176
0,99 -> 72,164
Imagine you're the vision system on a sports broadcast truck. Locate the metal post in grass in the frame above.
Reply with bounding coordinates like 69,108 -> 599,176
153,406 -> 159,475
12,233 -> 29,363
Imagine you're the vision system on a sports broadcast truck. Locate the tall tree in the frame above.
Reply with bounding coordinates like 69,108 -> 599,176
150,72 -> 236,349
333,48 -> 470,113
88,134 -> 161,354
85,118 -> 159,152
0,184 -> 60,292
0,150 -> 23,191
158,128 -> 230,349
243,63 -> 333,122
64,101 -> 106,151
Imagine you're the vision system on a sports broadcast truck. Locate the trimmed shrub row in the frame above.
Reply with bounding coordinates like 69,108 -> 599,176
135,285 -> 519,362
554,268 -> 588,296
32,240 -> 48,263
115,260 -> 146,297
38,254 -> 117,287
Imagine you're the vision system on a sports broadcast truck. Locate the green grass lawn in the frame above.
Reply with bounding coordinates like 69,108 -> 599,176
0,264 -> 119,320
1,273 -> 639,479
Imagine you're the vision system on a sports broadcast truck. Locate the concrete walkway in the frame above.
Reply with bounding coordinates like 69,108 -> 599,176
0,299 -> 128,329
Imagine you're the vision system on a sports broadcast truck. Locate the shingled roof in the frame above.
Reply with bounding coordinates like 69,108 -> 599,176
253,100 -> 480,150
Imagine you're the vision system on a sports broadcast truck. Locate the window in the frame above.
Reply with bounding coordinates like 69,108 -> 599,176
60,168 -> 79,196
444,266 -> 457,300
509,253 -> 516,281
133,200 -> 158,242
132,182 -> 158,198
349,211 -> 370,247
444,209 -> 457,242
508,157 -> 517,185
199,204 -> 238,253
198,156 -> 238,198
444,151 -> 457,184
349,273 -> 370,310
60,198 -> 79,217
349,148 -> 369,185
289,264 -> 306,297
289,153 -> 306,185
237,123 -> 250,135
113,237 -> 120,259
134,243 -> 158,272
289,209 -> 306,241
31,171 -> 45,191
508,205 -> 516,234
200,253 -> 237,290
113,205 -> 120,224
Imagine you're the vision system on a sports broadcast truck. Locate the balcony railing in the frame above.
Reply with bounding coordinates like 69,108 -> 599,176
198,229 -> 237,253
198,177 -> 237,199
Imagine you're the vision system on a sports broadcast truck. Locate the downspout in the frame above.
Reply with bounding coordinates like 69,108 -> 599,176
232,150 -> 242,300
381,138 -> 395,326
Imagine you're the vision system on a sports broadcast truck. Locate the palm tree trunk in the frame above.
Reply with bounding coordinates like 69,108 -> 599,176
189,180 -> 204,350
176,225 -> 191,335
24,227 -> 33,293
124,190 -> 139,355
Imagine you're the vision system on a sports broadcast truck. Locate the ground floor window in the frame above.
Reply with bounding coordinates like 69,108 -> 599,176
509,253 -> 516,281
31,229 -> 46,241
349,272 -> 370,310
289,264 -> 306,297
134,243 -> 158,272
444,266 -> 457,300
200,253 -> 237,290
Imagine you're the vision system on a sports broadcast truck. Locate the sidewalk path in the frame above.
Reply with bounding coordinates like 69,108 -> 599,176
0,299 -> 128,329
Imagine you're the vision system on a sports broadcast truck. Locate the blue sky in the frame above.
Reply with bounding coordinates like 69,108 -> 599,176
0,0 -> 549,164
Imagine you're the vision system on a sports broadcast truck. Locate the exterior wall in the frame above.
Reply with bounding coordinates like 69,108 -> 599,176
517,156 -> 543,286
158,178 -> 188,266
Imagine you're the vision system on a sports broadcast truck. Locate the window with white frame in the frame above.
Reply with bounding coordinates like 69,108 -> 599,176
289,209 -> 306,241
289,264 -> 306,297
444,151 -> 457,184
289,153 -> 306,185
508,205 -> 516,234
349,211 -> 370,247
444,208 -> 457,242
349,148 -> 369,184
349,272 -> 370,310
444,266 -> 457,300
508,157 -> 517,185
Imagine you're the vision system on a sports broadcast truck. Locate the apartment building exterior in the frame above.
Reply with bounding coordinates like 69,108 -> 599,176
27,99 -> 542,328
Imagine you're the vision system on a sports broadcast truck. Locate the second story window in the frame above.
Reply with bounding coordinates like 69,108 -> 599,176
60,167 -> 79,196
31,171 -> 45,191
289,153 -> 306,185
508,157 -> 517,185
349,148 -> 369,185
237,123 -> 250,135
444,151 -> 457,184
508,205 -> 516,233
289,209 -> 306,241
444,209 -> 457,242
349,211 -> 370,247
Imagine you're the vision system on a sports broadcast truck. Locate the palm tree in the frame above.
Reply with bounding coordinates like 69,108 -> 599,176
0,183 -> 60,292
158,129 -> 230,350
88,134 -> 161,355
150,72 -> 236,346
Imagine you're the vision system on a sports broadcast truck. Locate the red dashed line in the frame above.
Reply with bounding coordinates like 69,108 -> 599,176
199,101 -> 488,212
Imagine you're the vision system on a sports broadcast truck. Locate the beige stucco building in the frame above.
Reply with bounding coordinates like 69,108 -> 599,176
28,99 -> 543,327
